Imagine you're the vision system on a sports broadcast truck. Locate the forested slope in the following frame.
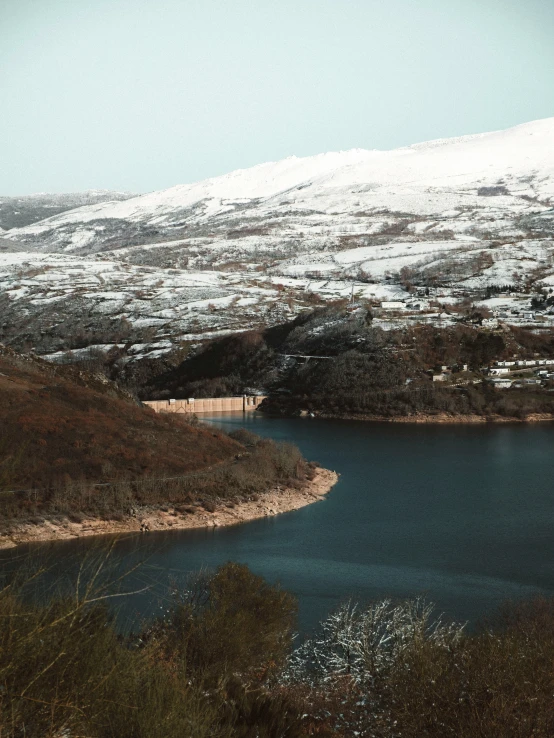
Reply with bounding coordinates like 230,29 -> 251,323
141,306 -> 554,420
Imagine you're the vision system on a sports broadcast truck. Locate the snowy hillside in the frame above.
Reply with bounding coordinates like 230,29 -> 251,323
0,190 -> 134,231
8,117 -> 554,252
1,118 -> 554,360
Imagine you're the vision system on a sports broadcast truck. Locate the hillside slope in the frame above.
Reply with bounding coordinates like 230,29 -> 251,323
1,118 -> 553,364
0,346 -> 336,548
8,117 -> 554,253
0,346 -> 240,489
0,191 -> 134,231
141,307 -> 554,421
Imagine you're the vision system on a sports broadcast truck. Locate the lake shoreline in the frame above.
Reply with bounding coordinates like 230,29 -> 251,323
0,467 -> 338,549
295,411 -> 554,424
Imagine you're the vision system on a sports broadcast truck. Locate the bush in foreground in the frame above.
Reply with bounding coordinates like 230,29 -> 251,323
285,597 -> 554,737
3,553 -> 554,737
0,558 -> 302,738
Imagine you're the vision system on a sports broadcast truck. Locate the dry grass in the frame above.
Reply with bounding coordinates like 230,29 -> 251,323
0,555 -> 303,738
0,349 -> 241,489
0,434 -> 308,523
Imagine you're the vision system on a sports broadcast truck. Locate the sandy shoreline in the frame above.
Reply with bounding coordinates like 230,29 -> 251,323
0,467 -> 339,549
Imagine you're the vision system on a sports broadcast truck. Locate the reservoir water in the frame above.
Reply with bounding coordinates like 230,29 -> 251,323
11,415 -> 554,632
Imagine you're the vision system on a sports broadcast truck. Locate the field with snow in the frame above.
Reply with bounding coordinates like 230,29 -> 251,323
1,118 -> 553,361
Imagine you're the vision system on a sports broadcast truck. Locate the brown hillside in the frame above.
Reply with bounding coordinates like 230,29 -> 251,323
0,346 -> 241,489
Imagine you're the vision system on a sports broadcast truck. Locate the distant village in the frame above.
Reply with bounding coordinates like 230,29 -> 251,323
430,357 -> 554,390
375,288 -> 554,331
372,286 -> 554,390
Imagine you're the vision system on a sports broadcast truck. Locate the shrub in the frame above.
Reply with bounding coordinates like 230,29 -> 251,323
286,596 -> 554,737
387,597 -> 554,737
0,434 -> 308,526
146,563 -> 298,685
5,553 -> 554,738
0,555 -> 302,738
228,428 -> 260,446
0,559 -> 221,737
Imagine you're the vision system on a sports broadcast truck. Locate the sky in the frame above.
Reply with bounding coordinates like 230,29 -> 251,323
1,0 -> 554,195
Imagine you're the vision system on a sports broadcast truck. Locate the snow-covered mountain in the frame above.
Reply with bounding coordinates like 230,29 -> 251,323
1,118 -> 554,361
0,190 -> 134,231
8,117 -> 554,255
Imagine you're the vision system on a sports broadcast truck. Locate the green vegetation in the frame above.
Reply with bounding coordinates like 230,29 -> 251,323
3,555 -> 554,737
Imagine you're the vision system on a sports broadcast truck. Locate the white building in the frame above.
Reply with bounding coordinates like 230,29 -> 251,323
482,318 -> 499,328
380,301 -> 405,309
490,378 -> 513,388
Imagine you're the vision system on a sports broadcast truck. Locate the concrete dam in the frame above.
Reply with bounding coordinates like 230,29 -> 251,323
143,395 -> 267,414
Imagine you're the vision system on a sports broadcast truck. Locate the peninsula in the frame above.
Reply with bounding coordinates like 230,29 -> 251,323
0,345 -> 337,548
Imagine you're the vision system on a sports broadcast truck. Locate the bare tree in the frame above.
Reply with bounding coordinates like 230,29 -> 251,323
286,597 -> 464,688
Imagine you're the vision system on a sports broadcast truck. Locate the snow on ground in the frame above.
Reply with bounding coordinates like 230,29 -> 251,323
1,118 -> 554,356
7,117 -> 554,254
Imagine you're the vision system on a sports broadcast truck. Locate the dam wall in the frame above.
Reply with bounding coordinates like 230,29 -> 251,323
143,395 -> 266,414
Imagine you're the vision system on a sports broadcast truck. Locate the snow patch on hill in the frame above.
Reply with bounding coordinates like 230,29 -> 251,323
1,118 -> 554,357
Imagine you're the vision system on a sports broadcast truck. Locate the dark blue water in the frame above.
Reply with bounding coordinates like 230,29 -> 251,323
11,415 -> 554,632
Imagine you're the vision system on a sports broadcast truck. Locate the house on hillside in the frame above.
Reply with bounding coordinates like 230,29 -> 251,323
489,378 -> 513,388
380,301 -> 405,309
482,317 -> 499,328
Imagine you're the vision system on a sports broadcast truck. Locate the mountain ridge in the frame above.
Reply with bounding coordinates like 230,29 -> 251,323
0,117 -> 553,363
7,116 -> 554,250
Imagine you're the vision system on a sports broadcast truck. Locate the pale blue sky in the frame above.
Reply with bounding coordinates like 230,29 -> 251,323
2,0 -> 553,194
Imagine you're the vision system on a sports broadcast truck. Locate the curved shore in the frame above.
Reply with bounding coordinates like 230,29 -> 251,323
0,467 -> 338,549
